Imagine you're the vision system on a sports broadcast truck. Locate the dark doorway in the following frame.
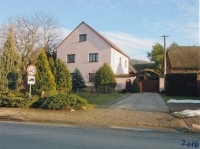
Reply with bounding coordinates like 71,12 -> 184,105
126,79 -> 131,92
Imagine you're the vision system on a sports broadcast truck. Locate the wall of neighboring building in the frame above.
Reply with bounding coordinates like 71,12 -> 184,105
111,48 -> 129,75
115,76 -> 136,91
159,77 -> 164,92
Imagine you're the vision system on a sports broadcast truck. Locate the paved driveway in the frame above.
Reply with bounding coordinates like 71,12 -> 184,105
109,93 -> 170,113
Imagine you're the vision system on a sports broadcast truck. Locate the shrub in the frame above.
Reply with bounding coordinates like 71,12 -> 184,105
122,89 -> 127,94
0,95 -> 38,108
0,91 -> 39,108
131,79 -> 140,93
160,90 -> 165,94
165,73 -> 197,96
41,93 -> 88,110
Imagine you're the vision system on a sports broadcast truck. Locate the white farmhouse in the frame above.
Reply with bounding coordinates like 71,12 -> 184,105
56,22 -> 133,88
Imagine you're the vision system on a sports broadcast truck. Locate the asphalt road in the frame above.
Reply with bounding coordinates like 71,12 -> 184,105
0,121 -> 199,149
109,93 -> 170,113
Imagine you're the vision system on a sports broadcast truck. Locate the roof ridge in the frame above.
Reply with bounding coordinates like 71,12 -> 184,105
56,21 -> 129,58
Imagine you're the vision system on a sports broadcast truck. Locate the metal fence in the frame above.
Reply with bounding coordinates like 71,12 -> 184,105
41,86 -> 118,98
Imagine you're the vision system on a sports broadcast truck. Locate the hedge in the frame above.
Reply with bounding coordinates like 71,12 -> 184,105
0,95 -> 39,108
165,73 -> 198,96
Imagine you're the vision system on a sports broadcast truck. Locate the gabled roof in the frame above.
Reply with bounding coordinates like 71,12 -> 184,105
129,59 -> 153,74
129,61 -> 137,73
167,46 -> 200,70
56,21 -> 129,58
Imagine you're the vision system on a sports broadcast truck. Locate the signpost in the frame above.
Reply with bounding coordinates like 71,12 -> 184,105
27,65 -> 37,98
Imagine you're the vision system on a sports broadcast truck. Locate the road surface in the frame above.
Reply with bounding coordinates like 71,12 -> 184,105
0,121 -> 199,149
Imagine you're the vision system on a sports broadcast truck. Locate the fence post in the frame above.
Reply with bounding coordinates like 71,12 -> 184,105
41,91 -> 44,98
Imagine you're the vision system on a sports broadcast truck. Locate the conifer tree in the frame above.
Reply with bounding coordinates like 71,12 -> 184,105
54,58 -> 72,91
0,25 -> 21,91
94,63 -> 117,93
33,50 -> 56,94
71,68 -> 86,93
131,79 -> 140,93
48,57 -> 56,77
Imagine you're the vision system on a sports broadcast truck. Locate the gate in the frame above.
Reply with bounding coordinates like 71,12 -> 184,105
138,80 -> 159,92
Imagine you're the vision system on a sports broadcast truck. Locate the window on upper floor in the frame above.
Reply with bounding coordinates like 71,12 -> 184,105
89,53 -> 98,62
67,54 -> 75,63
125,60 -> 127,67
89,73 -> 95,82
119,57 -> 122,65
79,34 -> 87,41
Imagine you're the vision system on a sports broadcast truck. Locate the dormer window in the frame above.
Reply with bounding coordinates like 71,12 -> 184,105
79,34 -> 87,41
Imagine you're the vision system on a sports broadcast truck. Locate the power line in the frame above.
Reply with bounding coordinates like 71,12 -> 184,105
168,0 -> 182,26
167,0 -> 179,24
169,0 -> 196,34
165,0 -> 182,34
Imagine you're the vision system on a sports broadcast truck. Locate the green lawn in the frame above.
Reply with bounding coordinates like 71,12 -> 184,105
160,94 -> 200,102
72,92 -> 123,107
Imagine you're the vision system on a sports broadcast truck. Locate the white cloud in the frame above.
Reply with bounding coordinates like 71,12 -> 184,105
59,28 -> 72,40
101,31 -> 154,61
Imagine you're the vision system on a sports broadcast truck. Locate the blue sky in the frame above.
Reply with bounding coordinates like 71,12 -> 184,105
0,0 -> 199,61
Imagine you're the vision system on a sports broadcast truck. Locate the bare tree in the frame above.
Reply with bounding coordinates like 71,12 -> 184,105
36,13 -> 61,53
0,13 -> 61,75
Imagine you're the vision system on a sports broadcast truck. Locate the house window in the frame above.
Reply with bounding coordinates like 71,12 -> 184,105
125,60 -> 127,67
89,53 -> 98,62
119,57 -> 122,65
79,34 -> 87,41
67,54 -> 75,63
89,73 -> 95,82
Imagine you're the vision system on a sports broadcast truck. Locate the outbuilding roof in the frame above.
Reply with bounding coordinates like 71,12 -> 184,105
167,46 -> 200,70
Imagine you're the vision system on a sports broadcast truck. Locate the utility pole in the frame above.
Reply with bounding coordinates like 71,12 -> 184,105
161,35 -> 168,75
161,35 -> 168,92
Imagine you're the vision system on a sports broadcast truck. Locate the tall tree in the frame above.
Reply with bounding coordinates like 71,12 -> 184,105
147,43 -> 164,74
33,50 -> 56,94
0,13 -> 61,76
147,42 -> 179,74
0,25 -> 21,91
71,68 -> 86,93
54,58 -> 72,91
48,57 -> 56,77
167,42 -> 179,50
94,63 -> 117,93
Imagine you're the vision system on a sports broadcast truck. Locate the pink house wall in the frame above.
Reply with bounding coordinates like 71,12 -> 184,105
57,22 -> 129,86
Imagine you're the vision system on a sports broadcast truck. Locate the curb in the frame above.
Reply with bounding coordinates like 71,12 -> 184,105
192,124 -> 200,130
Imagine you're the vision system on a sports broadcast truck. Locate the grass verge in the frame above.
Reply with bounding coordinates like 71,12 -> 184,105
160,94 -> 200,102
72,92 -> 122,108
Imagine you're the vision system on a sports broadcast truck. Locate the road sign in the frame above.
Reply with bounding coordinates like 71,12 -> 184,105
27,65 -> 37,76
28,76 -> 35,84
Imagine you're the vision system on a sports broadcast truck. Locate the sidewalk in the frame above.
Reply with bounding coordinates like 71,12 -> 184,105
167,103 -> 200,126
